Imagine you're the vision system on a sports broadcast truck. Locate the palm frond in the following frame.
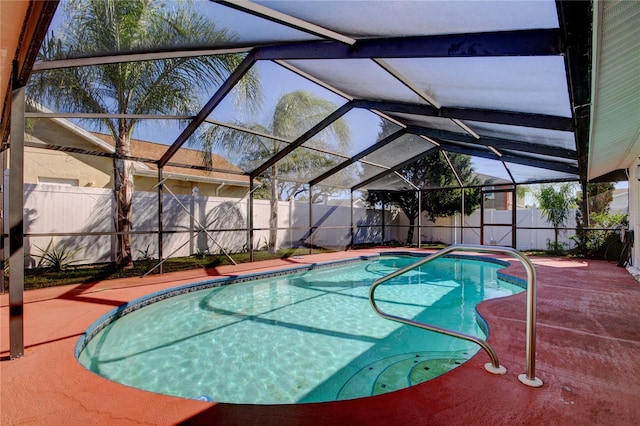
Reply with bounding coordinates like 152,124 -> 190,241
28,0 -> 262,142
270,91 -> 351,154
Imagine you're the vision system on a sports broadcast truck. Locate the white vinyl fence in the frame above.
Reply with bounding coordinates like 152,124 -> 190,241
391,207 -> 578,251
22,184 -> 388,266
21,184 -> 573,267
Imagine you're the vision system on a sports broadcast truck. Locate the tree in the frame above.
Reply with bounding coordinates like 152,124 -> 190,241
201,90 -> 350,253
582,182 -> 616,216
536,184 -> 575,252
28,0 -> 259,267
365,190 -> 419,244
421,153 -> 482,221
573,182 -> 624,258
365,125 -> 481,244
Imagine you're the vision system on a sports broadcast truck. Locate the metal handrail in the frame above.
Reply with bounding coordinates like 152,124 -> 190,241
369,244 -> 543,387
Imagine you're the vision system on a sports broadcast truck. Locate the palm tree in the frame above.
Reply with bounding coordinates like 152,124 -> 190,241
28,0 -> 260,267
201,90 -> 351,253
536,184 -> 575,253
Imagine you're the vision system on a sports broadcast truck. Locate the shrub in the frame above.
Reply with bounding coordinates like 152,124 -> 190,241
32,239 -> 84,272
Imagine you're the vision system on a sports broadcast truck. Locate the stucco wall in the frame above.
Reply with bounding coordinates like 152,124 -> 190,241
24,119 -> 248,197
134,175 -> 248,197
25,119 -> 113,187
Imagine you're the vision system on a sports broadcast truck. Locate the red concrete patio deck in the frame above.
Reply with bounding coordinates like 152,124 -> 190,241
2,249 -> 640,425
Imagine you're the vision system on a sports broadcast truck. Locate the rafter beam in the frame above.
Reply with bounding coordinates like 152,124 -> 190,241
25,141 -> 155,163
251,102 -> 354,178
25,112 -> 192,120
309,128 -> 407,186
257,29 -> 562,60
436,142 -> 579,175
24,142 -> 248,176
2,1 -> 59,144
215,1 -> 356,45
353,99 -> 573,131
204,118 -> 369,164
159,52 -> 257,168
31,47 -> 250,71
408,126 -> 576,159
353,139 -> 577,191
556,0 -> 592,183
30,28 -> 563,72
352,147 -> 440,191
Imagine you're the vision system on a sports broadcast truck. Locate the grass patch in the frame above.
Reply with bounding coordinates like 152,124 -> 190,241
4,247 -> 334,292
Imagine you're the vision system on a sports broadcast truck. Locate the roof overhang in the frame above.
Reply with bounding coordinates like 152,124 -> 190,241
588,1 -> 640,181
1,0 -> 58,145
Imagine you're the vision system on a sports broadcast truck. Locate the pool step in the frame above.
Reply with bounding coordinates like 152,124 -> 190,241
337,351 -> 469,400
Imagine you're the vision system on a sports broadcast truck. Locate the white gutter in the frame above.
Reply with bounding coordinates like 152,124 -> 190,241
134,169 -> 250,187
28,102 -> 150,171
215,182 -> 226,196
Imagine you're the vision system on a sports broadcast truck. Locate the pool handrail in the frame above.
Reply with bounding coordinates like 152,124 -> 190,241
369,244 -> 543,387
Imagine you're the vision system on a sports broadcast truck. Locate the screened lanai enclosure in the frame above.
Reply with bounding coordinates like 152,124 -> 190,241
4,0 -> 640,363
3,0 -> 597,272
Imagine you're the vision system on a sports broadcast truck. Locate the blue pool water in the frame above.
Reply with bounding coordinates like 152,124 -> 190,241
77,255 -> 523,404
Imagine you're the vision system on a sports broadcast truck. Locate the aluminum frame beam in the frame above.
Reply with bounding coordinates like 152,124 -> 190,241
31,28 -> 562,72
408,126 -> 577,159
250,102 -> 354,178
309,128 -> 407,186
9,85 -> 25,359
32,47 -> 251,71
436,143 -> 579,175
353,147 -> 440,191
23,142 -> 247,176
25,112 -> 192,120
556,0 -> 592,184
204,118 -> 366,165
158,52 -> 257,168
256,29 -> 563,60
215,1 -> 356,45
353,99 -> 573,132
353,140 -> 577,192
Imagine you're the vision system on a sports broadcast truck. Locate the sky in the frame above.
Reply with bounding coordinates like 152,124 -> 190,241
39,1 -> 628,189
46,2 -> 383,158
135,60 -> 383,150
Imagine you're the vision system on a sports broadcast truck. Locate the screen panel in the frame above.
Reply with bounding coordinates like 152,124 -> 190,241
259,1 -> 559,38
384,56 -> 572,117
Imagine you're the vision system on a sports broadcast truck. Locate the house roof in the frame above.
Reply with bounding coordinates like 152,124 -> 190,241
91,133 -> 249,186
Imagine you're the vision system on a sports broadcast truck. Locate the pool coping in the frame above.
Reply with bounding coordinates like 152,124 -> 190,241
4,249 -> 640,425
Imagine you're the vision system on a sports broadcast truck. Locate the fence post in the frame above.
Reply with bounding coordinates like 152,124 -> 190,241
418,191 -> 422,248
308,186 -> 313,254
248,178 -> 254,262
190,187 -> 198,256
157,168 -> 164,274
350,191 -> 354,249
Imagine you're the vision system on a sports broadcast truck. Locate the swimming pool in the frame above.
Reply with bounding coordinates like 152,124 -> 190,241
76,254 -> 523,404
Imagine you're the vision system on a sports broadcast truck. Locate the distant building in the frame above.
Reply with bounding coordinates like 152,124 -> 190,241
473,173 -> 526,210
610,188 -> 629,214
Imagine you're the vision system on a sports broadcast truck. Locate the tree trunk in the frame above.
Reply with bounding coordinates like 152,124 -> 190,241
268,165 -> 278,254
406,216 -> 416,245
580,180 -> 589,228
114,131 -> 134,268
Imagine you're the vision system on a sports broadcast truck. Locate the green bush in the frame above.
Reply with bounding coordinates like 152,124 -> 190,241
31,239 -> 85,272
571,212 -> 627,259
